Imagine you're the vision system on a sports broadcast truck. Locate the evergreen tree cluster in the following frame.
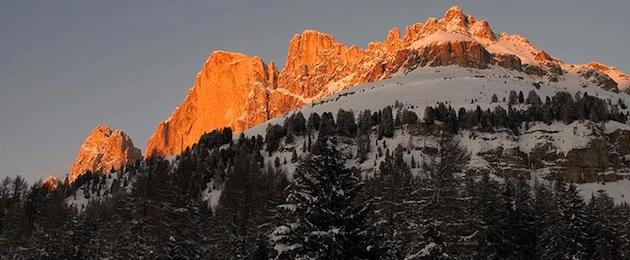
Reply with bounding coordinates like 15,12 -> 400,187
425,91 -> 628,133
2,97 -> 630,259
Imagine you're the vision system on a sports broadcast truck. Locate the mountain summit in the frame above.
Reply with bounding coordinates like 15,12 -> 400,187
69,125 -> 142,183
142,6 -> 629,158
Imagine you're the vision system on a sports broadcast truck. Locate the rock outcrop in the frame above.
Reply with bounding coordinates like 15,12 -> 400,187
438,120 -> 630,183
579,68 -> 619,92
144,5 -> 630,158
70,125 -> 142,183
145,51 -> 277,157
409,38 -> 493,69
585,62 -> 630,91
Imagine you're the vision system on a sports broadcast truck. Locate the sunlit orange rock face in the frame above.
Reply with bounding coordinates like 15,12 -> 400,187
69,125 -> 142,183
144,6 -> 629,158
586,62 -> 630,90
145,51 -> 278,157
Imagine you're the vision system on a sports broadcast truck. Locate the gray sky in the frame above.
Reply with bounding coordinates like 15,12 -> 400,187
1,0 -> 629,183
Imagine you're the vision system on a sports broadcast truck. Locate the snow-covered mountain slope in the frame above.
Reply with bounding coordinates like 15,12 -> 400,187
247,65 -> 630,135
66,171 -> 133,210
242,65 -> 630,203
65,6 -> 630,209
67,62 -> 630,210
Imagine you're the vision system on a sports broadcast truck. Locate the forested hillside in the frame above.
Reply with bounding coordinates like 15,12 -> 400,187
2,91 -> 630,259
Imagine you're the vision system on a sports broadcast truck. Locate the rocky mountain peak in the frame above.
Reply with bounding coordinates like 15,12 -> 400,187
443,5 -> 469,35
145,50 -> 278,158
470,19 -> 496,41
140,6 -> 630,158
69,125 -> 142,183
586,62 -> 630,90
284,30 -> 338,73
383,27 -> 402,52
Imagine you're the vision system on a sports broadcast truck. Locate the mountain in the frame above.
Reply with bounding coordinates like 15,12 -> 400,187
144,5 -> 630,158
145,51 -> 277,157
69,125 -> 142,183
13,6 -> 630,258
244,65 -> 630,198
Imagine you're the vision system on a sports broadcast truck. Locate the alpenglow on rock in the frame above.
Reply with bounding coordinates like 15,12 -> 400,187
145,51 -> 278,157
69,125 -> 142,183
144,5 -> 630,158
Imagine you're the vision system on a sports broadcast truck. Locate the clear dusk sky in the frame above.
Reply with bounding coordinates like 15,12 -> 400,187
1,0 -> 629,183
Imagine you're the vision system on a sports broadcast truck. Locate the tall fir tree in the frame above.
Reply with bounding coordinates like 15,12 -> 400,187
271,136 -> 377,259
586,190 -> 623,259
369,144 -> 415,258
409,131 -> 471,259
538,178 -> 589,260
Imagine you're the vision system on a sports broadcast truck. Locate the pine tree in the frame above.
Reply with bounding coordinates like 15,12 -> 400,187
289,112 -> 307,135
266,124 -> 286,155
271,137 -> 377,259
503,175 -> 536,259
508,90 -> 518,105
357,109 -> 373,136
318,112 -> 336,138
369,144 -> 415,258
526,90 -> 542,106
378,106 -> 395,139
356,134 -> 371,163
468,173 -> 509,259
617,203 -> 630,258
286,130 -> 294,144
306,113 -> 321,133
586,190 -> 623,259
213,151 -> 270,259
336,109 -> 357,137
408,131 -> 471,259
538,178 -> 589,260
401,109 -> 418,125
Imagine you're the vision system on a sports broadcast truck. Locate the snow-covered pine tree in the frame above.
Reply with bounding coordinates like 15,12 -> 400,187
368,144 -> 415,258
586,190 -> 623,259
356,134 -> 371,163
378,106 -> 395,139
212,151 -> 271,259
408,130 -> 470,259
617,202 -> 630,258
502,175 -> 536,259
306,112 -> 321,133
271,136 -> 377,259
508,90 -> 518,105
336,109 -> 357,137
533,179 -> 554,255
538,178 -> 589,260
467,173 -> 509,259
357,109 -> 373,136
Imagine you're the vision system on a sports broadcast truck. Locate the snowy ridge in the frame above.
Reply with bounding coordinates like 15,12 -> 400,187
410,31 -> 474,48
246,65 -> 630,136
241,64 -> 630,204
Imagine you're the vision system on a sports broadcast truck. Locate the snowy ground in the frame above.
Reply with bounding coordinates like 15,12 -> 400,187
66,171 -> 133,210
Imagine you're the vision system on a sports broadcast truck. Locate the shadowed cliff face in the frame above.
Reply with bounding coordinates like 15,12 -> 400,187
143,6 -> 630,158
70,125 -> 142,183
